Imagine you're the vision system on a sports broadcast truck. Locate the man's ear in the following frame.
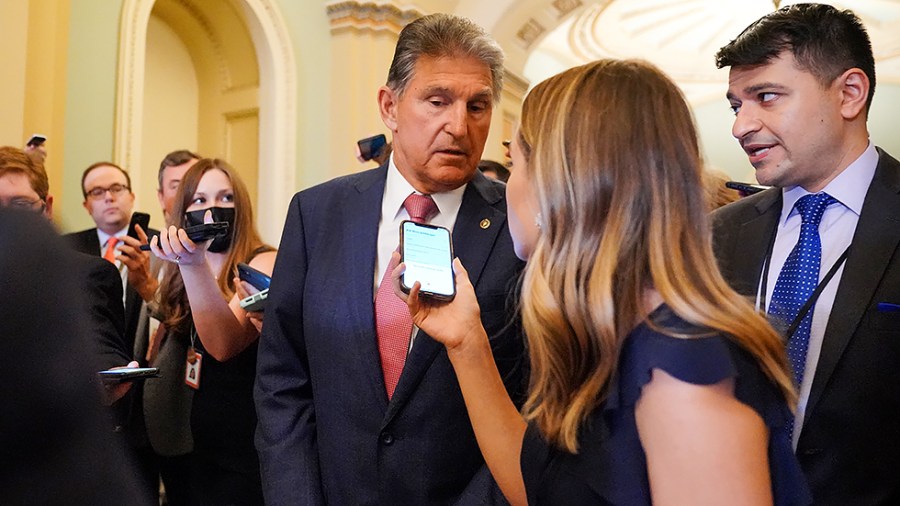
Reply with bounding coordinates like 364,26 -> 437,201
44,194 -> 54,219
378,86 -> 399,131
838,68 -> 869,120
82,196 -> 90,213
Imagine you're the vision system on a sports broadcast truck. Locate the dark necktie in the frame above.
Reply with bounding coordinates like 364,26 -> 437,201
768,192 -> 836,388
375,193 -> 438,399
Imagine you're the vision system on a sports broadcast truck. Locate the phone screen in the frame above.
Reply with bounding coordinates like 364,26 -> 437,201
400,221 -> 455,300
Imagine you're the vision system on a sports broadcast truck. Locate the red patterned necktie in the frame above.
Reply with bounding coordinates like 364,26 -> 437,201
103,237 -> 119,264
376,193 -> 438,399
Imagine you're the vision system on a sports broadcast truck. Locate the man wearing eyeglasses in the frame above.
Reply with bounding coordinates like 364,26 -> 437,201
65,162 -> 159,356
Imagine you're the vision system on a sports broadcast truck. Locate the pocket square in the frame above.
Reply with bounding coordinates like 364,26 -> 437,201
876,302 -> 900,312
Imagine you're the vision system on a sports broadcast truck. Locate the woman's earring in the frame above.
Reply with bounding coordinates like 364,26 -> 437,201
534,212 -> 542,230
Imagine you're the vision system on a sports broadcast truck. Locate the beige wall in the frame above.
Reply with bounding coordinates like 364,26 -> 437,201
141,13 -> 199,229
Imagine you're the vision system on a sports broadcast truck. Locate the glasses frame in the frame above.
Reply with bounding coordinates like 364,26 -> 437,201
85,183 -> 131,200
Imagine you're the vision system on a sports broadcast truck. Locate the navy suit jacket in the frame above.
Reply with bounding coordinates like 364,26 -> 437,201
712,148 -> 900,505
0,209 -> 150,505
255,166 -> 526,505
65,226 -> 158,357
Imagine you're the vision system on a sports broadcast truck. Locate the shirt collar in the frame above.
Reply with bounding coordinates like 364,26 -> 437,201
781,141 -> 878,224
382,154 -> 467,222
97,225 -> 129,247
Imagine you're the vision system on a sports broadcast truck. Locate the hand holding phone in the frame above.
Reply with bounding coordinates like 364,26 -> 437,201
140,222 -> 229,250
400,220 -> 455,301
127,212 -> 151,239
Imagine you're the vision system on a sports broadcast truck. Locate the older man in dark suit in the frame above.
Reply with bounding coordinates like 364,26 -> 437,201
255,13 -> 526,506
712,5 -> 900,504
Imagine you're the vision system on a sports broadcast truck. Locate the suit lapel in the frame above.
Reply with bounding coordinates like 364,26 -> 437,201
341,168 -> 390,406
385,174 -> 506,423
806,151 -> 900,417
71,228 -> 101,256
729,190 -> 782,297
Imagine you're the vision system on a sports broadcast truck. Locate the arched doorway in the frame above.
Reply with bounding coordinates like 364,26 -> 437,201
116,0 -> 296,242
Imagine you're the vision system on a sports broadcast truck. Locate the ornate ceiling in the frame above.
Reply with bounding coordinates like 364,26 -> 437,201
523,0 -> 900,104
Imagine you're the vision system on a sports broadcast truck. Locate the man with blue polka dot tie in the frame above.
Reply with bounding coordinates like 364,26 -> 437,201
712,5 -> 900,504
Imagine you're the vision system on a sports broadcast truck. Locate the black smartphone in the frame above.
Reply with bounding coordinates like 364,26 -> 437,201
138,221 -> 229,250
127,212 -> 150,239
27,134 -> 47,147
400,220 -> 455,301
98,367 -> 160,384
238,262 -> 271,291
185,222 -> 229,242
357,134 -> 387,162
725,181 -> 770,195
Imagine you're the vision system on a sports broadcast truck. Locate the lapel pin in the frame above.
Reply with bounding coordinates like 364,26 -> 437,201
480,219 -> 491,229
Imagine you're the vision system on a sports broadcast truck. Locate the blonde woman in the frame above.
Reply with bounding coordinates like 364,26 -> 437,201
393,60 -> 810,505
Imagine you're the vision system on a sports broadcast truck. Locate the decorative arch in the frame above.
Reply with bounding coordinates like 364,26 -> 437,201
116,0 -> 297,242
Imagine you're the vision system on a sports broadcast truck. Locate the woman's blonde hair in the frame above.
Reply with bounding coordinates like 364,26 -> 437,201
158,158 -> 270,334
517,59 -> 795,453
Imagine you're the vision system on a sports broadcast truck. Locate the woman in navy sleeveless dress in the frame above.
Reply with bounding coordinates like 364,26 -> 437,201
392,59 -> 811,505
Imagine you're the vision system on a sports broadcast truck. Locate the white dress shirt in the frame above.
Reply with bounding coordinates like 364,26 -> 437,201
761,142 -> 878,445
97,225 -> 129,305
375,155 -> 466,349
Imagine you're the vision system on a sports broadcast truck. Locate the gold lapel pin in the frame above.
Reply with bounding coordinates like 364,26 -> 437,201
480,219 -> 491,229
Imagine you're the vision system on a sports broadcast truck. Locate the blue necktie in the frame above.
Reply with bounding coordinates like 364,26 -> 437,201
769,192 -> 836,388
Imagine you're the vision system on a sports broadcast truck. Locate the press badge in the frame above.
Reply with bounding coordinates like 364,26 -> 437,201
185,347 -> 202,389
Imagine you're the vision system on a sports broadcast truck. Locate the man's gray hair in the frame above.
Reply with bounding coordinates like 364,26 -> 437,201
386,13 -> 504,103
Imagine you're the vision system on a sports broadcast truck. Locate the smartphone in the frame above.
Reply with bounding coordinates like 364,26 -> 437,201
138,221 -> 229,250
127,212 -> 151,239
239,289 -> 269,312
238,262 -> 271,290
400,220 -> 455,301
357,134 -> 387,162
98,367 -> 160,384
185,222 -> 229,242
27,134 -> 47,147
725,181 -> 770,195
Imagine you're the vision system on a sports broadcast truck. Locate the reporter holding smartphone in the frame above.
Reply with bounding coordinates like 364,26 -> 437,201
149,158 -> 274,505
392,60 -> 810,505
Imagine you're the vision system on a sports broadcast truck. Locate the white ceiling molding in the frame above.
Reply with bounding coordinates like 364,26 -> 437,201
522,0 -> 900,104
326,1 -> 424,33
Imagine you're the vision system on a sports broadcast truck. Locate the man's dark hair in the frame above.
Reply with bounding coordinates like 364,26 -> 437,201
80,162 -> 131,198
715,3 -> 875,113
158,149 -> 201,189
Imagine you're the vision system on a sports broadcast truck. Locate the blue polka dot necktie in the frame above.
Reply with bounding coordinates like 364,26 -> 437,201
768,192 -> 836,388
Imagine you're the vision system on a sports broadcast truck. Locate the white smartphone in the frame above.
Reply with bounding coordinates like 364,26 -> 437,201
400,220 -> 455,301
240,288 -> 269,312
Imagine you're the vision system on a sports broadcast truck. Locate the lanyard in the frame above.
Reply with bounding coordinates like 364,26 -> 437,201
759,227 -> 851,340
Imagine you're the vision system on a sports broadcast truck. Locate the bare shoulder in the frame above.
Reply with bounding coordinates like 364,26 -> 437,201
635,368 -> 771,505
248,250 -> 277,275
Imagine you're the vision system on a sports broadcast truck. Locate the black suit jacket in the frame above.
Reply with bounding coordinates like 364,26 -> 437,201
65,226 -> 158,356
255,166 -> 526,506
712,148 -> 900,505
0,209 -> 150,504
